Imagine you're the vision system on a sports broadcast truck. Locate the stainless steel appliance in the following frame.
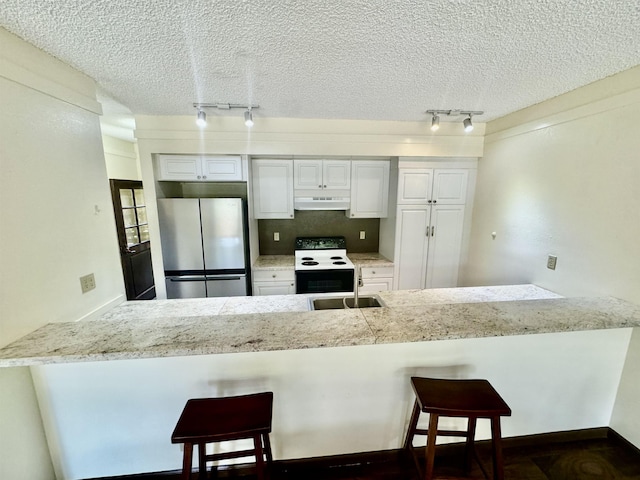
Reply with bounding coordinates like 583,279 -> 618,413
157,198 -> 250,298
294,236 -> 355,294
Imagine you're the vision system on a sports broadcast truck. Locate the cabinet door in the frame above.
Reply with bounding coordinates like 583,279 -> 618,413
253,281 -> 296,295
432,169 -> 468,204
348,161 -> 390,218
359,278 -> 394,294
294,159 -> 323,190
394,205 -> 430,290
323,160 -> 351,189
201,156 -> 243,181
397,169 -> 432,204
157,155 -> 201,181
252,159 -> 294,219
425,205 -> 465,288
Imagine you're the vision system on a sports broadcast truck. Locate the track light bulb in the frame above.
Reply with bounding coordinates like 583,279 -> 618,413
244,109 -> 254,127
196,110 -> 207,127
463,116 -> 473,132
430,114 -> 440,131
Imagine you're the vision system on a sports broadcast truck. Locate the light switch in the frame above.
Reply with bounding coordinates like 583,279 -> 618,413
547,255 -> 557,270
274,232 -> 280,241
359,231 -> 366,240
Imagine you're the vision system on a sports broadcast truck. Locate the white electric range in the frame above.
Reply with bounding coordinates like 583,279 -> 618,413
294,237 -> 355,294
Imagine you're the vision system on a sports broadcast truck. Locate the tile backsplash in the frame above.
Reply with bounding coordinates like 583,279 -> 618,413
258,210 -> 379,255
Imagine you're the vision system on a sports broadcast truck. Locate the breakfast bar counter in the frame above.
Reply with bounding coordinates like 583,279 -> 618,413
1,284 -> 639,367
5,284 -> 639,480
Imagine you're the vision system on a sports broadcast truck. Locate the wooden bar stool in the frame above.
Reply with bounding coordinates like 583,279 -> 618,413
403,377 -> 511,480
171,392 -> 274,480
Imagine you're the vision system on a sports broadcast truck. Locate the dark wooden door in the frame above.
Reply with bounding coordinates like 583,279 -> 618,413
110,179 -> 156,300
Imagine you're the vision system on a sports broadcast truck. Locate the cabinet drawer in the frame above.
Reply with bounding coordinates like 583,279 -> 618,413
360,266 -> 394,278
252,269 -> 295,282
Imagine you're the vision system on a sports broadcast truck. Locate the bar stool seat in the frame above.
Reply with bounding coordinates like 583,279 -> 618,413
403,377 -> 511,480
171,392 -> 273,480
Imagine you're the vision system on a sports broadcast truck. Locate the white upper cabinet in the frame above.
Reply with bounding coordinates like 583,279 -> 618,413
398,168 -> 468,205
294,159 -> 351,191
432,169 -> 468,204
251,159 -> 294,219
347,160 -> 390,218
157,155 -> 243,181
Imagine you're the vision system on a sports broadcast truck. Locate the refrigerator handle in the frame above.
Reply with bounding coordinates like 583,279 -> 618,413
206,276 -> 243,281
167,275 -> 207,282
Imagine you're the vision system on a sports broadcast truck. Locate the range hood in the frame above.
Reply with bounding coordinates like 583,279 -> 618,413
294,196 -> 351,210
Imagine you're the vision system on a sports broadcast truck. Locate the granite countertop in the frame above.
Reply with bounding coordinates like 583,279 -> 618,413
252,253 -> 392,270
1,285 -> 639,367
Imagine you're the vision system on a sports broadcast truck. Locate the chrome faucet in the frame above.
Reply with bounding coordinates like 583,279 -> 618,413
353,266 -> 362,308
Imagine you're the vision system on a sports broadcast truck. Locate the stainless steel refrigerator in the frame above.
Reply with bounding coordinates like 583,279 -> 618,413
157,198 -> 249,298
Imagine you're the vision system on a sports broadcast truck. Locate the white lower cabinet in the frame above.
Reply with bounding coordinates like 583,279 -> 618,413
359,266 -> 394,294
252,269 -> 296,295
394,204 -> 465,290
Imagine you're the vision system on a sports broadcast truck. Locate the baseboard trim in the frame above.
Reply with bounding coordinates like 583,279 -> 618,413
85,427 -> 636,479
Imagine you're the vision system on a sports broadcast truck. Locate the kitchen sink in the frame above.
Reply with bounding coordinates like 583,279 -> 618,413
309,295 -> 385,310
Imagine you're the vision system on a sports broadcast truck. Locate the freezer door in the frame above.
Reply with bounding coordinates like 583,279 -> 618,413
157,198 -> 204,271
200,198 -> 246,270
206,274 -> 247,297
165,275 -> 207,299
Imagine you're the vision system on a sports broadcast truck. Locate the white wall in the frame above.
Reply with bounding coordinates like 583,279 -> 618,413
0,28 -> 126,479
461,66 -> 640,446
103,135 -> 141,180
33,328 -> 630,480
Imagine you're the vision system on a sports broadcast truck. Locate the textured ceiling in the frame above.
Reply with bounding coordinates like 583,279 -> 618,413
2,0 -> 639,123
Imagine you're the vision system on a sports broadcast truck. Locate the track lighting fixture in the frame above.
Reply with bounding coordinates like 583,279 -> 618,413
244,109 -> 254,127
425,109 -> 483,133
193,103 -> 260,127
463,115 -> 474,132
196,109 -> 207,127
430,114 -> 440,131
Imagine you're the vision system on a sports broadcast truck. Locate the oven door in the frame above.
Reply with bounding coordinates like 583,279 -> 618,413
296,269 -> 355,294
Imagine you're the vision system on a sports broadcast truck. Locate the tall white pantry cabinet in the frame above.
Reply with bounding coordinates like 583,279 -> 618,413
393,165 -> 473,290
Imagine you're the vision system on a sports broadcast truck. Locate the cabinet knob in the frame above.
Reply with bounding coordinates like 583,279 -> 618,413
323,185 -> 327,188
197,175 -> 202,179
372,271 -> 376,274
202,175 -> 207,180
427,200 -> 432,203
272,274 -> 276,278
433,199 -> 437,203
318,185 -> 322,188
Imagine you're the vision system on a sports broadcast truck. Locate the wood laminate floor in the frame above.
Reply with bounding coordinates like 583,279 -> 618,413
88,429 -> 640,480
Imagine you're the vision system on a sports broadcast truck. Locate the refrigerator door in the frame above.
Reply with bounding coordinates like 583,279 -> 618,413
157,198 -> 204,271
206,274 -> 247,297
165,275 -> 207,299
200,198 -> 246,270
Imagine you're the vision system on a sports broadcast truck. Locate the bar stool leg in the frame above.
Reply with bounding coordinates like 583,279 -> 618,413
424,413 -> 439,480
491,417 -> 505,480
465,417 -> 477,474
254,434 -> 265,480
181,442 -> 193,480
263,432 -> 273,463
197,442 -> 207,478
403,400 -> 421,449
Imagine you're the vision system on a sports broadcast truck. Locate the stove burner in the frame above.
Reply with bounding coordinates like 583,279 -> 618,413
333,261 -> 347,265
302,261 -> 319,266
330,256 -> 343,260
302,256 -> 314,261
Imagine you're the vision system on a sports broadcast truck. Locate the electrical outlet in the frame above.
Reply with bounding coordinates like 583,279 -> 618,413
547,255 -> 557,270
274,232 -> 280,241
359,231 -> 366,240
80,273 -> 96,293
